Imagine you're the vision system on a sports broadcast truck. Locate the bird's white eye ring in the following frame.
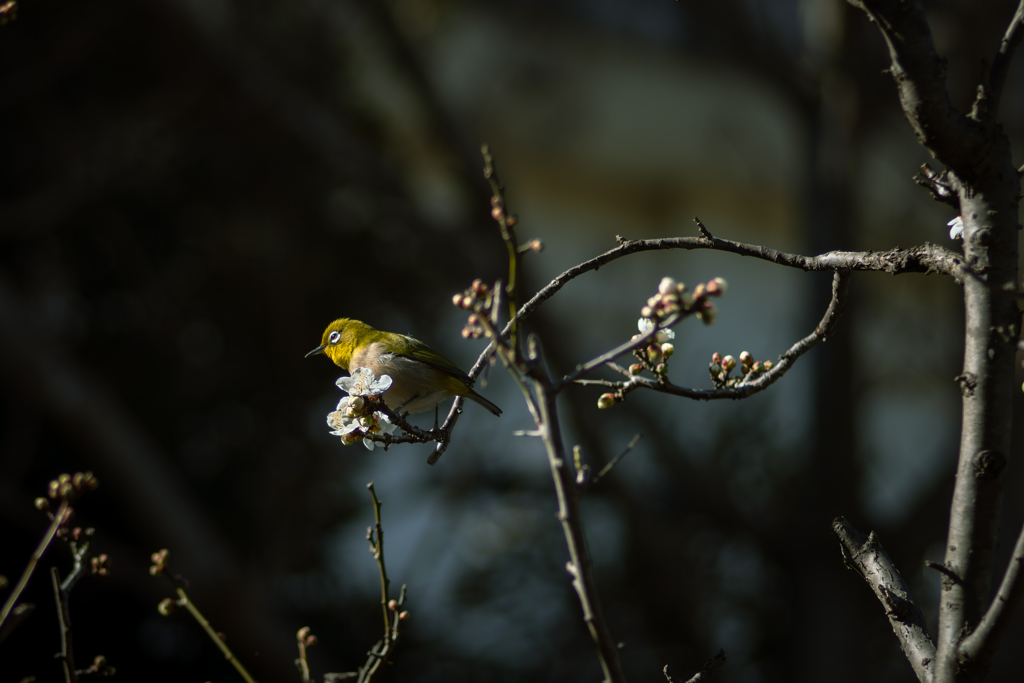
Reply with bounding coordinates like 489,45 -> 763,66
329,330 -> 341,344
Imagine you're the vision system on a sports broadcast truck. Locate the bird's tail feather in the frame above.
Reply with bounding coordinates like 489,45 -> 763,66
467,392 -> 502,417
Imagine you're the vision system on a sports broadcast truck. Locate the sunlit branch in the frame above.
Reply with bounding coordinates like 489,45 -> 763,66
833,517 -> 935,683
575,270 -> 849,402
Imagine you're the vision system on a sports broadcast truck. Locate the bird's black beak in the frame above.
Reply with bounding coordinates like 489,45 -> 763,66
305,345 -> 326,358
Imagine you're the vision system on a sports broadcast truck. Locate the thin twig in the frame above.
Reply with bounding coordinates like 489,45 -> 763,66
693,216 -> 713,239
662,649 -> 726,683
534,373 -> 626,683
175,586 -> 257,683
925,560 -> 963,585
366,481 -> 391,641
0,500 -> 69,638
582,434 -> 642,491
295,627 -> 315,683
683,650 -> 726,683
558,312 -> 686,390
151,550 -> 258,683
350,483 -> 409,683
464,148 -> 626,680
51,567 -> 78,683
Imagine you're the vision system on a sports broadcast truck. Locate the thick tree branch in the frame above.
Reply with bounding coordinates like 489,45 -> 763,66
843,0 -> 984,168
808,5 -> 1023,680
833,517 -> 935,682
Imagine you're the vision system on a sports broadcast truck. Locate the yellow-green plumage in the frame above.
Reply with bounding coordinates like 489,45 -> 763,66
306,318 -> 501,416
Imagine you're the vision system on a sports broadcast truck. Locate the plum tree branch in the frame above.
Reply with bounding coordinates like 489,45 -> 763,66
842,2 -> 1022,682
833,518 -> 935,683
574,270 -> 849,402
959,517 -> 1024,662
843,0 -> 985,169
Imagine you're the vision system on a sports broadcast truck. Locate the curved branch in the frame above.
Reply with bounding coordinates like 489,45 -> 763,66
574,270 -> 850,402
519,235 -> 960,327
844,0 -> 984,166
430,230 -> 959,464
960,516 -> 1024,662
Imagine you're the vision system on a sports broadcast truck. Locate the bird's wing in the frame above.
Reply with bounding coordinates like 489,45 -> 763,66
396,335 -> 473,384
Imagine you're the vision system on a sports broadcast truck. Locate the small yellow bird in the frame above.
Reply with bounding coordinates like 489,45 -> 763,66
306,318 -> 502,416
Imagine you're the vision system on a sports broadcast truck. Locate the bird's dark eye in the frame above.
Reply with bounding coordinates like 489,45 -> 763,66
329,331 -> 341,344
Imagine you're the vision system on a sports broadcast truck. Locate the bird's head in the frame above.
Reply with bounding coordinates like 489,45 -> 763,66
305,318 -> 378,368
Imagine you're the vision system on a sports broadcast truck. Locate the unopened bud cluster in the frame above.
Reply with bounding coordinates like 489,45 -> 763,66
453,279 -> 494,339
46,471 -> 98,503
708,350 -> 773,388
57,524 -> 95,545
149,549 -> 170,577
91,553 -> 111,576
297,626 -> 318,648
490,194 -> 517,228
387,598 -> 410,621
639,276 -> 726,328
80,655 -> 116,677
599,275 -> 729,409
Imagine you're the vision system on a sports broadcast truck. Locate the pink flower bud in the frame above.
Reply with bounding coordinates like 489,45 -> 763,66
706,277 -> 728,295
597,393 -> 616,409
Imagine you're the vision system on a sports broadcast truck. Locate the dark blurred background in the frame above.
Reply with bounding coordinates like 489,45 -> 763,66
2,1 -> 1023,681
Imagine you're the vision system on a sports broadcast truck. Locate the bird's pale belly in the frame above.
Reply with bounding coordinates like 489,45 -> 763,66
350,350 -> 456,414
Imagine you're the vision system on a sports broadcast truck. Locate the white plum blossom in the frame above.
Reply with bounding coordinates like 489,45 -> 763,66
948,216 -> 964,240
328,368 -> 397,449
337,367 -> 393,397
638,317 -> 675,344
327,399 -> 361,437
